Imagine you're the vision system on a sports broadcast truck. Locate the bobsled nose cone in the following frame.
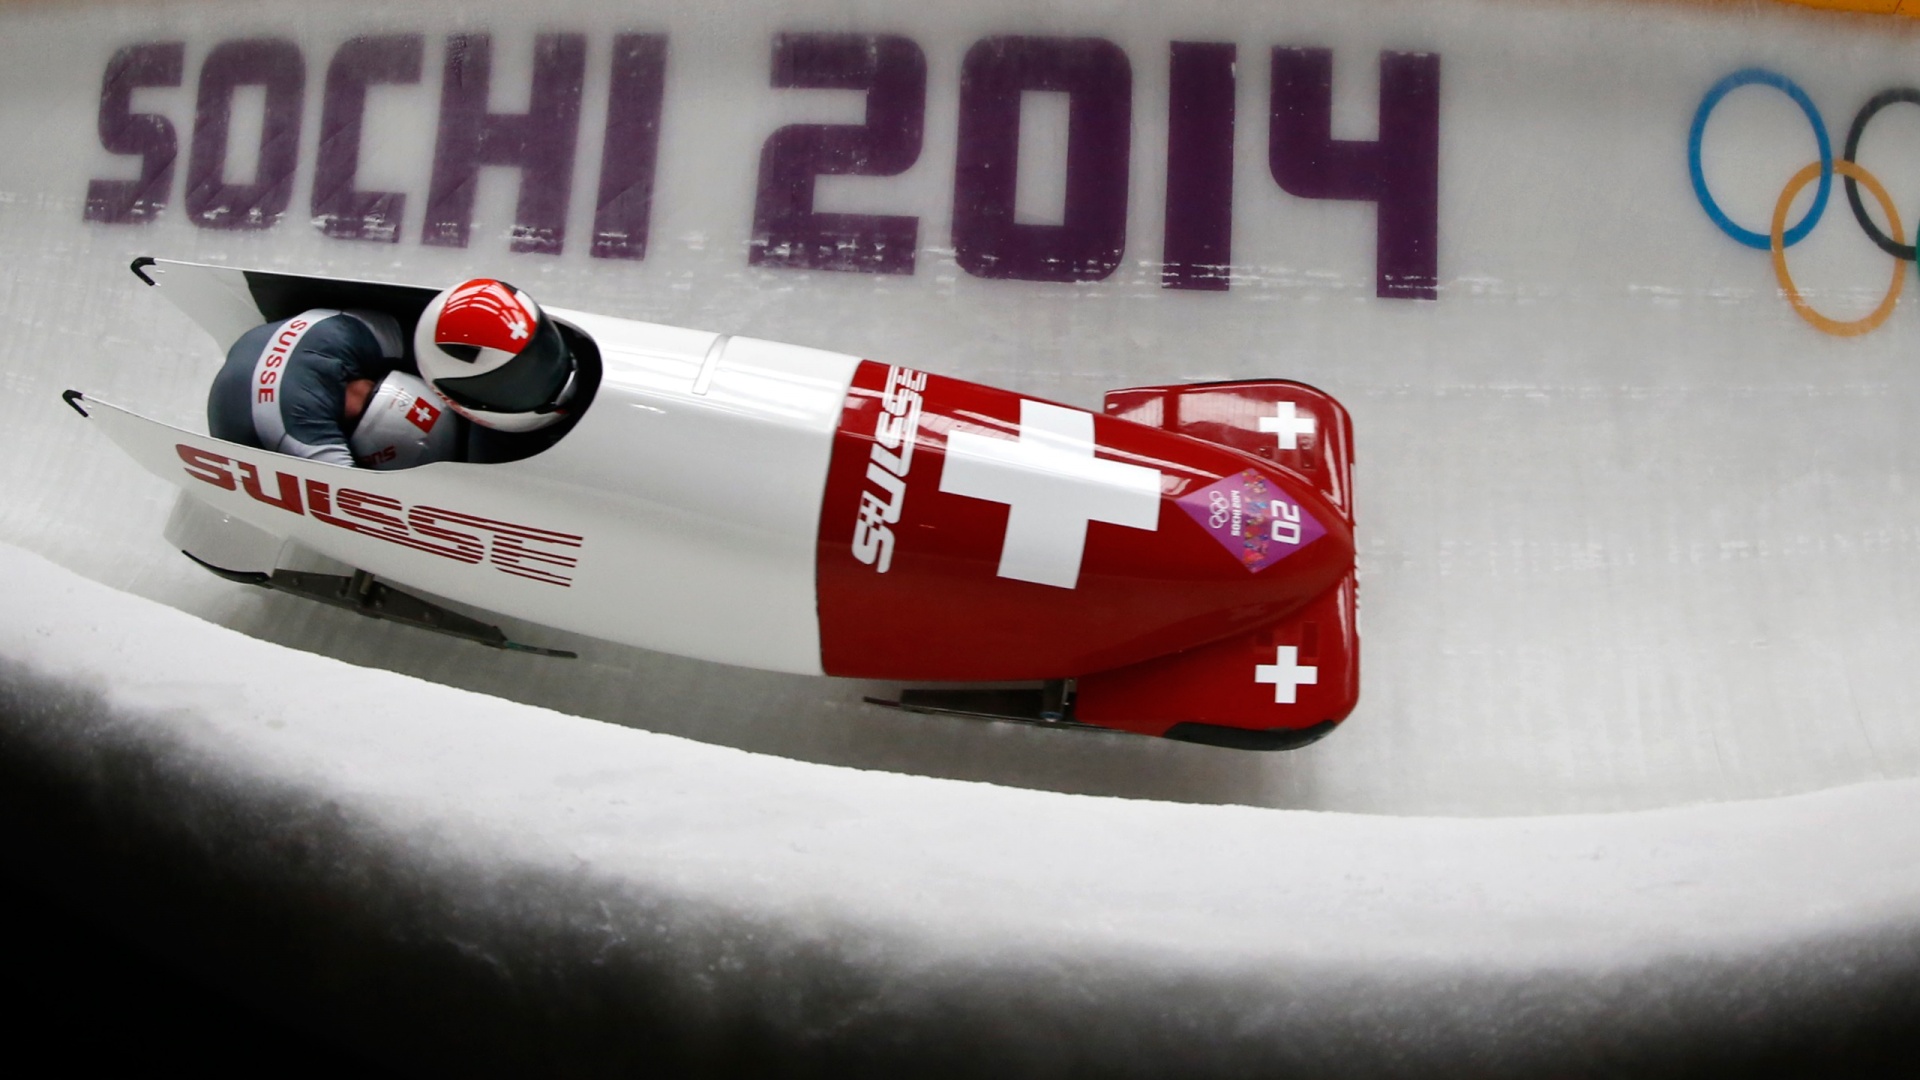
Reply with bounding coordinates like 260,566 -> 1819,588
817,364 -> 1356,681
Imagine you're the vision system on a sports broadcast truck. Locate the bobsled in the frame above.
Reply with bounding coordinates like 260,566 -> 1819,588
69,258 -> 1359,751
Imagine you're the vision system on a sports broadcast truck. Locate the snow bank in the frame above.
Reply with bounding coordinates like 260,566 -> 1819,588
3,539 -> 1916,1073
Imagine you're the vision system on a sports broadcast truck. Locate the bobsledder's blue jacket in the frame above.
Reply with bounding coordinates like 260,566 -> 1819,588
207,310 -> 404,467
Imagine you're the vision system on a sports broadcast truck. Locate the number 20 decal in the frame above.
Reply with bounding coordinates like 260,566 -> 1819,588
1272,501 -> 1302,545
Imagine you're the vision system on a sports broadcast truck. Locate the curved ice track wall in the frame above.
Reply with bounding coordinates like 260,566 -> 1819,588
5,545 -> 1919,1074
2,0 -> 1919,1070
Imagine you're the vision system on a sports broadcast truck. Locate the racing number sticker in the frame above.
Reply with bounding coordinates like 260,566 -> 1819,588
1175,468 -> 1325,573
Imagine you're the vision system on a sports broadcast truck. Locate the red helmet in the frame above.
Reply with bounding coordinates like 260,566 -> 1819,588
415,278 -> 575,432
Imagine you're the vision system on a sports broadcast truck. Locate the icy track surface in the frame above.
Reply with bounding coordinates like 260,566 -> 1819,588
8,0 -> 1920,814
4,540 -> 1919,1073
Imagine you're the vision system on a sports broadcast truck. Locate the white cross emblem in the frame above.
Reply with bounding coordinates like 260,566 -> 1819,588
1254,645 -> 1318,704
939,400 -> 1161,589
1257,402 -> 1316,451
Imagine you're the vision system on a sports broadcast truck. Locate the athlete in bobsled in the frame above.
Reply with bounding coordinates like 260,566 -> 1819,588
85,256 -> 1362,748
207,278 -> 577,470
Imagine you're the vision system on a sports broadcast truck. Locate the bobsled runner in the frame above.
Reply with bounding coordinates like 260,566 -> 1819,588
70,258 -> 1359,751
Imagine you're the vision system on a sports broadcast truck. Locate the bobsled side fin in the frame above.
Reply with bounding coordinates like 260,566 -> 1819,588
137,258 -> 266,349
138,258 -> 442,352
1104,380 -> 1354,521
239,266 -> 440,328
1073,572 -> 1358,747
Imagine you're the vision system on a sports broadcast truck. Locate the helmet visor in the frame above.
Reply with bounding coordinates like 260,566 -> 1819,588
434,317 -> 572,415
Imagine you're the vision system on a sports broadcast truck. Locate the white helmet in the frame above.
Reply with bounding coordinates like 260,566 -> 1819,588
349,371 -> 459,470
414,278 -> 576,433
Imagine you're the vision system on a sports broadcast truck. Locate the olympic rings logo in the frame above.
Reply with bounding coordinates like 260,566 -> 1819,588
1689,69 -> 1914,337
1207,490 -> 1231,529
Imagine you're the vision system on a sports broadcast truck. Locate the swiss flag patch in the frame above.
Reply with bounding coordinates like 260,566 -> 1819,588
406,396 -> 442,432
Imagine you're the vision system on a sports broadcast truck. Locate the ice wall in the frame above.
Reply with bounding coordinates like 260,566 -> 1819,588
5,3 -> 1920,807
5,541 -> 1917,1074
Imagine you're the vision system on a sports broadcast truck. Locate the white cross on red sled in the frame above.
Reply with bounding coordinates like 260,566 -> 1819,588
939,400 -> 1162,589
1258,402 -> 1316,451
1254,645 -> 1318,704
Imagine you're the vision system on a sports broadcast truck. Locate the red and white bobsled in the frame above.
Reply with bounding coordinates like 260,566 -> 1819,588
71,259 -> 1359,751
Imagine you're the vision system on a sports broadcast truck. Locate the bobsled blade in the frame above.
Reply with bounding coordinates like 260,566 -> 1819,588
185,555 -> 576,658
133,257 -> 440,351
865,680 -> 1079,727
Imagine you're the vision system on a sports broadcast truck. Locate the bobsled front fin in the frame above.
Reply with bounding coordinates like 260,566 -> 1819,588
134,257 -> 441,351
1104,380 -> 1354,521
1072,571 -> 1358,748
133,258 -> 264,348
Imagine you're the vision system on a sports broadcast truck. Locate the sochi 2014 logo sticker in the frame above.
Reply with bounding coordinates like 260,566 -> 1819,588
1689,69 -> 1919,337
1176,469 -> 1325,573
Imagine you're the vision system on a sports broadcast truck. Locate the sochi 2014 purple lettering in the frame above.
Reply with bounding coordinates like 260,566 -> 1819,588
1162,42 -> 1236,292
84,42 -> 184,225
87,33 -> 1440,298
187,38 -> 305,231
952,36 -> 1132,283
1270,48 -> 1441,301
593,34 -> 669,261
751,33 -> 926,275
313,35 -> 422,243
424,33 -> 585,255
